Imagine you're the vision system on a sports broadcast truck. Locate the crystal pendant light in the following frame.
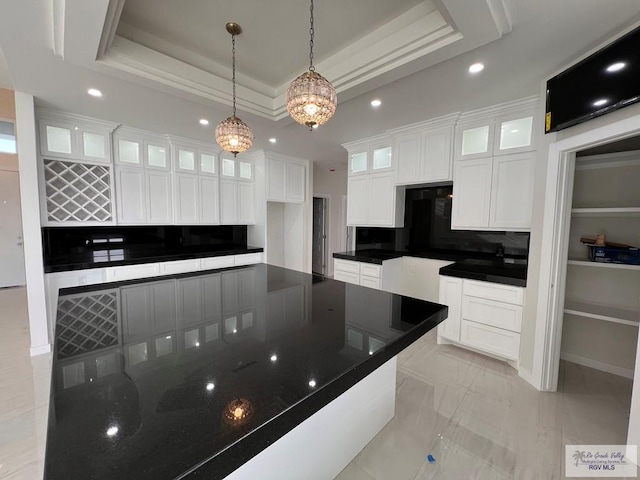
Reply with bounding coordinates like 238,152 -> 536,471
216,23 -> 253,156
286,0 -> 337,131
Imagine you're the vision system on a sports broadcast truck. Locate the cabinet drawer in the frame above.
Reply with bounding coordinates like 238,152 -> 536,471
159,259 -> 201,275
106,263 -> 159,282
334,259 -> 360,274
360,263 -> 381,278
334,270 -> 360,285
460,320 -> 520,360
463,279 -> 524,305
462,295 -> 522,333
201,255 -> 235,270
359,275 -> 381,290
234,253 -> 263,266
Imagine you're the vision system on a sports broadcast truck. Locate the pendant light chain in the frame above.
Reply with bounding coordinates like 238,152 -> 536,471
309,0 -> 315,71
232,33 -> 237,116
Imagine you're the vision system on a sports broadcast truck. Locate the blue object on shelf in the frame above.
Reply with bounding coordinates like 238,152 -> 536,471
587,245 -> 640,265
427,454 -> 436,463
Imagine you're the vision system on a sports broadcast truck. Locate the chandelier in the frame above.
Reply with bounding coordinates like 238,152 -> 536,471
216,23 -> 253,156
286,0 -> 337,131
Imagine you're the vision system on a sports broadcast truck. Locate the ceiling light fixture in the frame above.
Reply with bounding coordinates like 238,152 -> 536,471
469,63 -> 484,74
371,99 -> 382,107
215,23 -> 253,157
286,0 -> 337,131
87,88 -> 103,97
269,138 -> 277,144
199,119 -> 209,126
606,62 -> 626,73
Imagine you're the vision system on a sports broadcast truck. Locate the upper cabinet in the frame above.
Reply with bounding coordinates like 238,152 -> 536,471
219,154 -> 255,225
39,112 -> 116,164
114,127 -> 171,171
455,101 -> 537,160
266,154 -> 307,203
390,113 -> 458,185
451,97 -> 539,231
343,134 -> 404,227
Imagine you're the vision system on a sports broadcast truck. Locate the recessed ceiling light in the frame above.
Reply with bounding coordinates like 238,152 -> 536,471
606,62 -> 626,73
106,426 -> 119,437
206,383 -> 215,392
593,98 -> 608,107
370,99 -> 382,107
270,354 -> 278,362
308,379 -> 317,388
87,88 -> 102,97
199,119 -> 209,126
469,63 -> 485,74
269,138 -> 277,144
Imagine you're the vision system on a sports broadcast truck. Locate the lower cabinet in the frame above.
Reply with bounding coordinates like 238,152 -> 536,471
437,276 -> 524,362
333,258 -> 402,292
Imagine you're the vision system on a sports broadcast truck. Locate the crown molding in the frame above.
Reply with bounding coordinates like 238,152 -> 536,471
36,107 -> 120,131
457,95 -> 540,124
97,0 -> 126,58
388,112 -> 461,135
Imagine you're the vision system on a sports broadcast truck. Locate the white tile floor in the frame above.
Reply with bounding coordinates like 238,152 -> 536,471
0,287 -> 634,480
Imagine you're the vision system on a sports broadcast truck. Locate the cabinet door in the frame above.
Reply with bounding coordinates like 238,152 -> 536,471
286,163 -> 306,203
421,128 -> 452,182
395,133 -> 421,185
149,281 -> 177,333
451,157 -> 492,229
145,142 -> 170,170
146,171 -> 173,224
202,274 -> 222,322
455,121 -> 494,160
349,150 -> 368,175
220,156 -> 236,179
116,167 -> 146,224
438,276 -> 462,342
238,159 -> 254,181
174,146 -> 197,173
175,173 -> 199,224
220,179 -> 238,224
80,129 -> 110,163
347,176 -> 368,225
121,285 -> 152,341
489,152 -> 534,230
199,176 -> 220,224
238,182 -> 255,224
115,136 -> 143,166
267,159 -> 286,201
367,172 -> 394,226
494,111 -> 535,155
199,150 -> 217,176
177,278 -> 203,327
39,121 -> 76,158
371,146 -> 392,172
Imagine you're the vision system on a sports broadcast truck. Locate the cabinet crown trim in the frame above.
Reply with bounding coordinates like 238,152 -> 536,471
113,125 -> 169,143
36,108 -> 120,132
167,134 -> 222,152
265,152 -> 310,166
341,133 -> 392,151
457,95 -> 540,125
388,112 -> 460,135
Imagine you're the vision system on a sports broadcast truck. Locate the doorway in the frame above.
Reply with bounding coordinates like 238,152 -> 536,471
0,170 -> 26,287
312,197 -> 328,275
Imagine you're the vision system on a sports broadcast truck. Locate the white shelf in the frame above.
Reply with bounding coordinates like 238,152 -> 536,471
571,207 -> 640,216
567,259 -> 640,271
564,300 -> 639,327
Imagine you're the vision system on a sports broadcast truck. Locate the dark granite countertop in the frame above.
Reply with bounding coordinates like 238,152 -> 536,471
333,250 -> 527,287
44,264 -> 447,480
44,244 -> 264,273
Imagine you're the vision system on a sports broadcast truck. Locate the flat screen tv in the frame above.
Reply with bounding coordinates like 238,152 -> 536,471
545,26 -> 640,133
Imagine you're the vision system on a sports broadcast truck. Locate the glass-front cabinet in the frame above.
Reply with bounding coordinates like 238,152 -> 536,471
346,135 -> 393,176
39,116 -> 113,163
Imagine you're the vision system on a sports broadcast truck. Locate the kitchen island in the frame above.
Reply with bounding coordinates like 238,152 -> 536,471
44,264 -> 447,480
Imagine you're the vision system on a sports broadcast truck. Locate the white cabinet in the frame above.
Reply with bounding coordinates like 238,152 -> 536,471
219,156 -> 255,225
347,142 -> 393,176
346,172 -> 404,227
391,114 -> 457,185
437,275 -> 524,362
199,177 -> 220,224
452,153 -> 534,231
333,257 -> 402,291
266,157 -> 306,203
121,280 -> 177,341
39,114 -> 114,163
346,176 -> 369,226
438,276 -> 462,342
116,167 -> 147,224
175,173 -> 199,224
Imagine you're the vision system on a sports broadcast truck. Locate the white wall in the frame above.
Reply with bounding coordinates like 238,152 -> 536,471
266,202 -> 285,267
313,162 -> 348,277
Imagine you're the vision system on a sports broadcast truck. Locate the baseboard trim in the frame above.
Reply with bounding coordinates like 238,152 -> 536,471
30,343 -> 52,356
560,352 -> 634,379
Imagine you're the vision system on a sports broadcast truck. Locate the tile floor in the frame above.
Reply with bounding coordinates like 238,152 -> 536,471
0,287 -> 634,480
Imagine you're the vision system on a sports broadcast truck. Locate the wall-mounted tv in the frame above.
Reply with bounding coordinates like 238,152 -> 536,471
545,26 -> 640,133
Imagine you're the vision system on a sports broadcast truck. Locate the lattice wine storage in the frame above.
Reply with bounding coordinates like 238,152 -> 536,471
44,159 -> 113,223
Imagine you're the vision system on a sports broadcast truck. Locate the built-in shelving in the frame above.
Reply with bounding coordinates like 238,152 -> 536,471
571,207 -> 640,216
564,300 -> 639,327
567,259 -> 640,271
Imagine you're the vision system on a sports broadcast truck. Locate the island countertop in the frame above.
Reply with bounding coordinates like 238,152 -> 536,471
44,264 -> 447,480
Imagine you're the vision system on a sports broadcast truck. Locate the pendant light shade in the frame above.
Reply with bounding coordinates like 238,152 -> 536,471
286,0 -> 337,130
216,23 -> 253,156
